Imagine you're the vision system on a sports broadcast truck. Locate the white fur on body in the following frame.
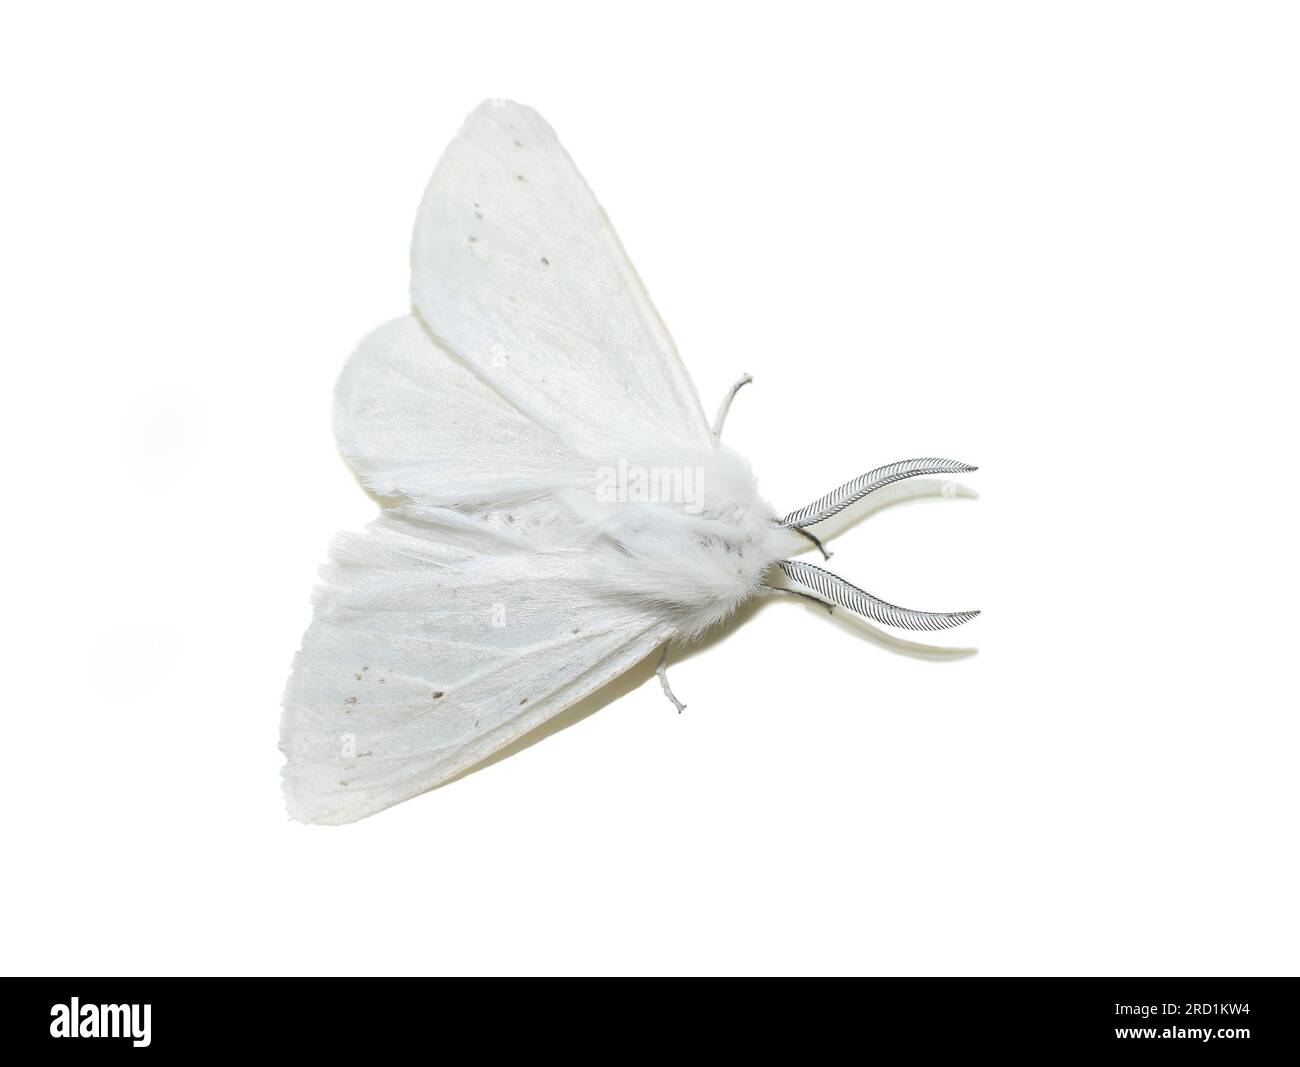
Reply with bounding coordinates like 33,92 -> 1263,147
282,102 -> 800,823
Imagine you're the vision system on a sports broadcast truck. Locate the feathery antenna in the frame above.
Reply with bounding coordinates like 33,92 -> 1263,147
781,458 -> 977,529
777,559 -> 979,632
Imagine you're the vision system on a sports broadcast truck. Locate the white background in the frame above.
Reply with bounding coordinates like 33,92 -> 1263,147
2,2 -> 1297,976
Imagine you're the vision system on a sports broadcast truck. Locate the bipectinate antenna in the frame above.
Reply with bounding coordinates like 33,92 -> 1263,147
777,560 -> 979,632
775,458 -> 980,630
781,458 -> 977,529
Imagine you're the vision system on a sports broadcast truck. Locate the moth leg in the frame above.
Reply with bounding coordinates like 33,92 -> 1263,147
767,585 -> 835,614
656,644 -> 687,714
792,525 -> 832,561
711,373 -> 753,441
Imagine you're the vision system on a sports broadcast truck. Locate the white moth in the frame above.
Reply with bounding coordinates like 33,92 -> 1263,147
282,99 -> 978,824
